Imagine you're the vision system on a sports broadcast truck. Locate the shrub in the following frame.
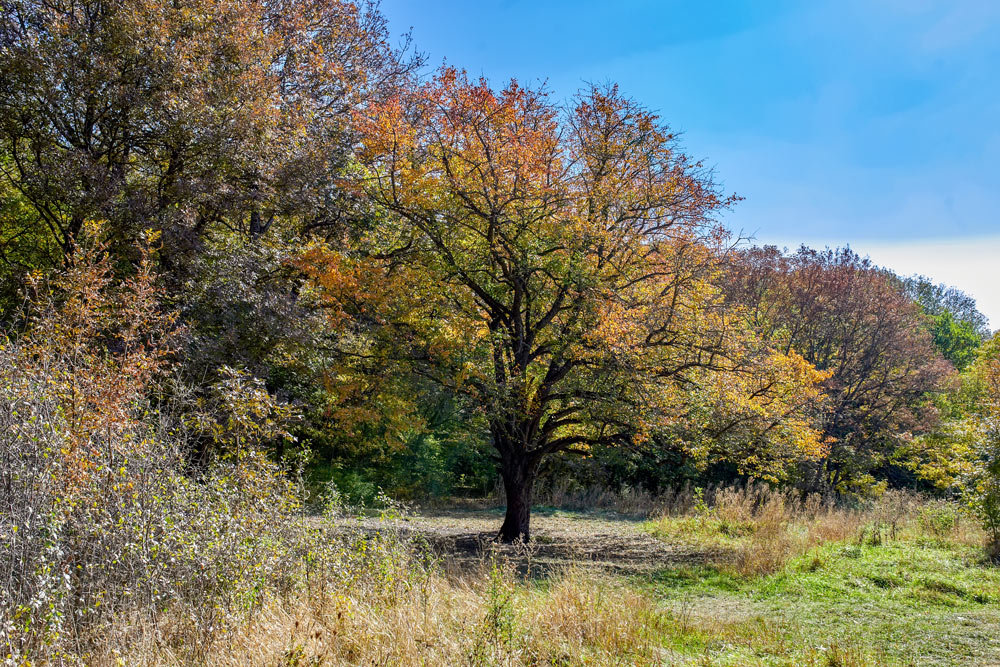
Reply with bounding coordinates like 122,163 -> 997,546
0,231 -> 305,661
917,501 -> 960,539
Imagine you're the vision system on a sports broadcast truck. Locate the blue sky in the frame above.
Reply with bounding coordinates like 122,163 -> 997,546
381,0 -> 1000,326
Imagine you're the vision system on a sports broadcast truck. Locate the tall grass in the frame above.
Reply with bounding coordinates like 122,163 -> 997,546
106,535 -> 676,666
646,483 -> 981,576
467,477 -> 717,518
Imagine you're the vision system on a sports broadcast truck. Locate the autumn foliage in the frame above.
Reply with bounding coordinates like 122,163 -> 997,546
4,1 -> 1000,662
298,70 -> 832,539
0,0 -> 994,574
724,246 -> 955,493
0,0 -> 417,282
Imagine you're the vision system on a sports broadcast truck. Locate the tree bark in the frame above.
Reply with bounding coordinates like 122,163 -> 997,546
498,459 -> 535,543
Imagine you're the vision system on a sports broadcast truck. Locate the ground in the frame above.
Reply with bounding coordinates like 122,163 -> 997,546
347,505 -> 1000,666
360,506 -> 719,575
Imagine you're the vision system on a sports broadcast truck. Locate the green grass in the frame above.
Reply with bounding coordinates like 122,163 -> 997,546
636,536 -> 1000,665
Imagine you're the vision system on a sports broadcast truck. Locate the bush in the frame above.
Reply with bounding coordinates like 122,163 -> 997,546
0,398 -> 303,661
917,501 -> 960,539
0,355 -> 304,662
0,231 -> 306,661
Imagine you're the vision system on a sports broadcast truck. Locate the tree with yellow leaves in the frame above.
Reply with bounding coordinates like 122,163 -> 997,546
302,70 -> 827,540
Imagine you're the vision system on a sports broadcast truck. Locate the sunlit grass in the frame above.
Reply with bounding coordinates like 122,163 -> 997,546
638,492 -> 1000,666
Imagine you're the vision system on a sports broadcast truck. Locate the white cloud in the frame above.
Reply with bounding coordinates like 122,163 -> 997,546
860,237 -> 1000,330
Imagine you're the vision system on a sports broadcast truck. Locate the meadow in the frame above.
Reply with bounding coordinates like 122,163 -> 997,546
110,487 -> 1000,665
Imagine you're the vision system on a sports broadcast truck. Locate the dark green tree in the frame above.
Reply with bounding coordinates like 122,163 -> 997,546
901,276 -> 989,371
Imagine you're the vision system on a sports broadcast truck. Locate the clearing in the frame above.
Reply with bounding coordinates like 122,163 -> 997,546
345,506 -> 1000,666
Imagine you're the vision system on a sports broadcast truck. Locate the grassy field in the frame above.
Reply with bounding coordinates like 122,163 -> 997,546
116,490 -> 1000,666
638,535 -> 1000,664
333,490 -> 1000,666
632,489 -> 1000,665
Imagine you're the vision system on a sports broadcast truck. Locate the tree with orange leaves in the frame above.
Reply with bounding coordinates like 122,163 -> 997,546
7,222 -> 177,490
302,70 -> 826,541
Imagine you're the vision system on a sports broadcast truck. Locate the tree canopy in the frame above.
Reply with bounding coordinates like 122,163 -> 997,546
300,71 -> 828,539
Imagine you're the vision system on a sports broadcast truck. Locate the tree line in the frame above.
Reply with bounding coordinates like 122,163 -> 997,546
2,0 -> 998,542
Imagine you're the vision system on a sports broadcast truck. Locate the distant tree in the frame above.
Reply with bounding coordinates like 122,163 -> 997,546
925,310 -> 984,373
725,246 -> 955,493
900,276 -> 989,371
946,334 -> 1000,550
301,71 -> 827,540
902,276 -> 990,335
844,277 -> 988,494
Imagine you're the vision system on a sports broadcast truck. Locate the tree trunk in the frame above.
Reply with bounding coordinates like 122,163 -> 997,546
249,206 -> 263,238
498,460 -> 535,543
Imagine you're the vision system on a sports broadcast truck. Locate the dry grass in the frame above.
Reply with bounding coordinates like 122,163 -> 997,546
122,560 -> 885,666
115,559 -> 675,666
109,487 -> 969,666
523,567 -> 670,663
646,485 -> 980,577
56,488 -> 982,666
15,479 -> 986,665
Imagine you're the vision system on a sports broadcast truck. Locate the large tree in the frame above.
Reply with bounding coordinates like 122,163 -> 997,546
0,0 -> 423,459
302,71 -> 825,540
0,0 -> 418,282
